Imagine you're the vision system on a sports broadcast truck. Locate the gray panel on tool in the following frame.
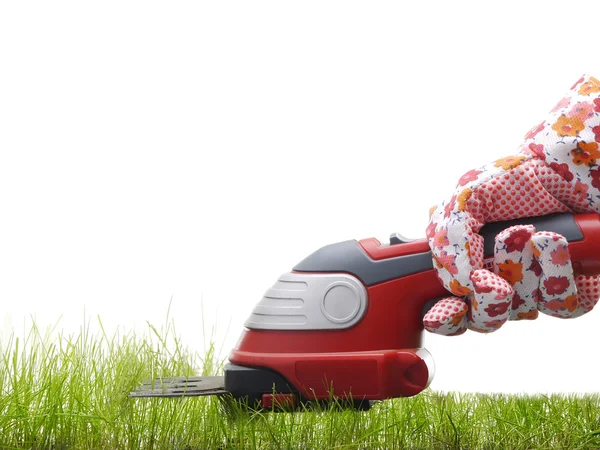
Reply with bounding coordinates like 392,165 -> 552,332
293,240 -> 433,286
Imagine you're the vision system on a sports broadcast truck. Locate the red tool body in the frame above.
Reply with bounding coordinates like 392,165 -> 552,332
229,271 -> 438,401
130,213 -> 600,409
226,213 -> 600,407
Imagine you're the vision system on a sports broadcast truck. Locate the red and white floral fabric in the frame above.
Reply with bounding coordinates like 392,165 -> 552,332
424,74 -> 600,336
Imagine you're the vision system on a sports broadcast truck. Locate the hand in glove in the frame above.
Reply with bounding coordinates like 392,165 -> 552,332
424,74 -> 600,336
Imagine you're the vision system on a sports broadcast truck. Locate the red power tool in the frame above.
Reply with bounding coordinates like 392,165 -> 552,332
130,213 -> 600,409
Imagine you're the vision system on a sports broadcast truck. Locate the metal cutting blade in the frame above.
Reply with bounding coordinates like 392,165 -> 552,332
128,375 -> 227,398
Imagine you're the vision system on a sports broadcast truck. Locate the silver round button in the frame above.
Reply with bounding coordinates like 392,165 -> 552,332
321,281 -> 361,324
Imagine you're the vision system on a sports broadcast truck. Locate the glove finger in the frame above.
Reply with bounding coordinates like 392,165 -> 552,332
423,297 -> 468,336
569,275 -> 600,318
531,231 -> 578,318
467,269 -> 513,332
494,224 -> 539,321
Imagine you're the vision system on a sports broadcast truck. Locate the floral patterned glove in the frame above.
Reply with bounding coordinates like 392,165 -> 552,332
424,74 -> 600,336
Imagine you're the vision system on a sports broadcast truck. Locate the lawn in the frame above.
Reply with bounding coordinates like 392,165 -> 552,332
2,318 -> 600,449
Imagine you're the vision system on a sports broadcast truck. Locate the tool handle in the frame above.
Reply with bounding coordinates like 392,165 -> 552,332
360,213 -> 600,277
479,213 -> 600,276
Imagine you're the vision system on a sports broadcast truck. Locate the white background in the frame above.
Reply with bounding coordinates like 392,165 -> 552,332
1,1 -> 600,394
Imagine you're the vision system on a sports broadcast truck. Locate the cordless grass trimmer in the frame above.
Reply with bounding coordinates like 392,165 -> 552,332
129,213 -> 600,409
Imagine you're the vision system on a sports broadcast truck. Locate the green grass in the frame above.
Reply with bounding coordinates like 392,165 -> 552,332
1,318 -> 600,450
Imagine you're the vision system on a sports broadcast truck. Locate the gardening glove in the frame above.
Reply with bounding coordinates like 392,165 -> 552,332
424,74 -> 600,336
